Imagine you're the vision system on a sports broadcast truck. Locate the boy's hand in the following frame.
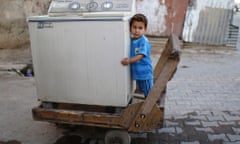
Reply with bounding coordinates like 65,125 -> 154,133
121,58 -> 130,66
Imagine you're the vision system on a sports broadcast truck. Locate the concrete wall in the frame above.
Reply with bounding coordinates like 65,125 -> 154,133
137,0 -> 168,36
137,0 -> 189,37
0,0 -> 188,49
0,0 -> 50,49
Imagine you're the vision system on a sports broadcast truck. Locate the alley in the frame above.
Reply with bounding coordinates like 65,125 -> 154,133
0,44 -> 240,144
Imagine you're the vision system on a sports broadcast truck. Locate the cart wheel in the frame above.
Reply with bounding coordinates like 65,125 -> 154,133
104,130 -> 130,144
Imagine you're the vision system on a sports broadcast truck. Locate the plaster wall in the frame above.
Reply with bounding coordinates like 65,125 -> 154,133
0,0 -> 50,49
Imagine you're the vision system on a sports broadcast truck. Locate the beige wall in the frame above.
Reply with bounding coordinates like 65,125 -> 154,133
0,0 -> 50,49
0,0 -> 188,48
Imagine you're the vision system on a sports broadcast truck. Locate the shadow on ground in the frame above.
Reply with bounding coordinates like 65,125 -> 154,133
0,140 -> 21,144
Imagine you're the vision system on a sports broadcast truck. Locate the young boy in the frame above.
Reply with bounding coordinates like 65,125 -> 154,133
121,13 -> 153,97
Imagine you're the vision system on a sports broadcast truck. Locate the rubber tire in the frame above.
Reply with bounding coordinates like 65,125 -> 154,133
104,130 -> 130,144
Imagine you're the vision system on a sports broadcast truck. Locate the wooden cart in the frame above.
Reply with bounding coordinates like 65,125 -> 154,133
32,34 -> 181,144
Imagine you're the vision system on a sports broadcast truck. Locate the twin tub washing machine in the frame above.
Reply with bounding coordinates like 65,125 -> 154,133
28,0 -> 136,107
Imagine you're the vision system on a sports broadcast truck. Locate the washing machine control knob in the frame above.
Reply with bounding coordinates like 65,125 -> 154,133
69,2 -> 80,10
101,1 -> 113,11
86,2 -> 98,11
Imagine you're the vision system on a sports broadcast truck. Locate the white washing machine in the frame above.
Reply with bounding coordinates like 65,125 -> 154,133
28,0 -> 135,107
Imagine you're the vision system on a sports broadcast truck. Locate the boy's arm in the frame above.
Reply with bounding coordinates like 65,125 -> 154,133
121,54 -> 144,65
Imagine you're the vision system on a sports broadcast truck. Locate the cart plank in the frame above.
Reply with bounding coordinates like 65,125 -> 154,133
128,34 -> 181,132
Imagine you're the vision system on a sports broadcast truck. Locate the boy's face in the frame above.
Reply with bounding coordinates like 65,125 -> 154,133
130,21 -> 146,39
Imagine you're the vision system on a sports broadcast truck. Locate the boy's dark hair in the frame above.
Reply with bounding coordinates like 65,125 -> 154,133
130,13 -> 148,28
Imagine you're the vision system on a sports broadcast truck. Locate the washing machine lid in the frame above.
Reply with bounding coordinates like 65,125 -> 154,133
48,0 -> 136,17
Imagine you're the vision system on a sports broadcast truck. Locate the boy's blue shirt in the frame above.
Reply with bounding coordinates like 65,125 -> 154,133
130,35 -> 153,80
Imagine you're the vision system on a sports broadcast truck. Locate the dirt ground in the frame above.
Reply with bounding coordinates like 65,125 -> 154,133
0,46 -> 65,144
